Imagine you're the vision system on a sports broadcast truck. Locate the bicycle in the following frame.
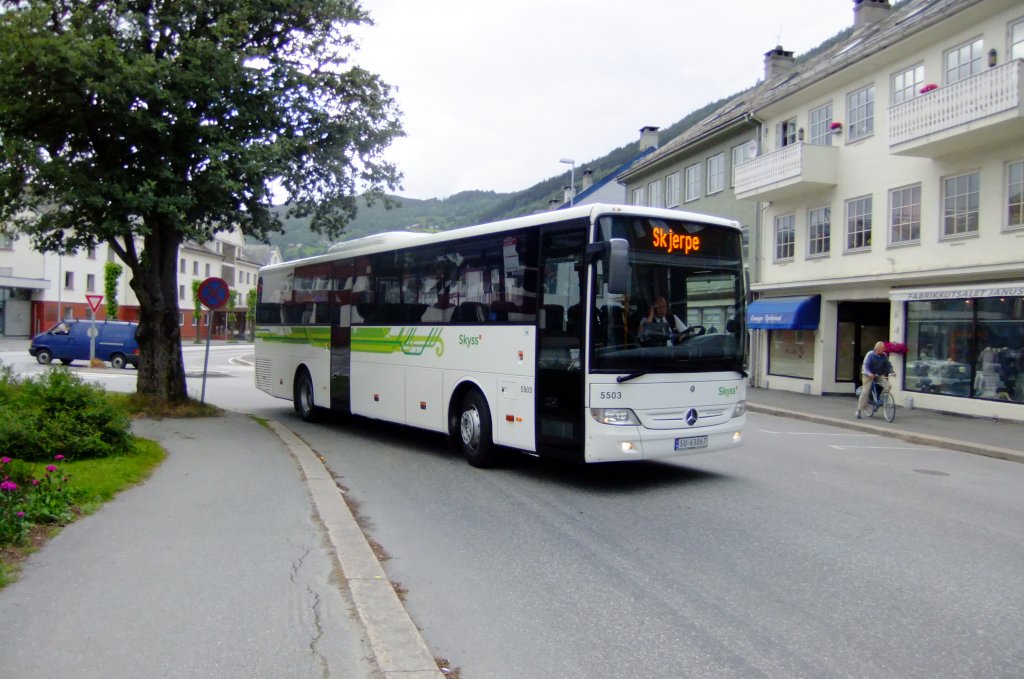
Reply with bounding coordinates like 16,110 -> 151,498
857,376 -> 896,422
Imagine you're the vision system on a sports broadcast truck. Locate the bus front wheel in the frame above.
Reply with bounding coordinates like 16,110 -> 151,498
294,369 -> 321,422
457,390 -> 498,468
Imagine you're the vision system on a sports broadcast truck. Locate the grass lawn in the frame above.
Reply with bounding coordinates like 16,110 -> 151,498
0,437 -> 166,588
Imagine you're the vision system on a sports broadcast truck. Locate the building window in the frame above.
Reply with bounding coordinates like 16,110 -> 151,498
647,179 -> 663,208
179,284 -> 185,299
944,38 -> 983,84
87,246 -> 97,259
905,297 -> 1024,403
179,258 -> 186,274
665,172 -> 680,208
193,261 -> 199,275
731,140 -> 756,186
1008,160 -> 1024,229
774,214 -> 795,261
631,187 -> 644,206
205,263 -> 211,277
890,184 -> 921,244
706,154 -> 725,195
684,163 -> 701,202
179,312 -> 185,326
807,207 -> 831,257
0,232 -> 13,250
86,274 -> 96,291
892,64 -> 924,105
942,171 -> 980,238
64,271 -> 74,290
847,85 -> 874,141
768,330 -> 815,379
778,118 -> 797,148
808,103 -> 833,146
845,196 -> 872,251
1013,18 -> 1024,60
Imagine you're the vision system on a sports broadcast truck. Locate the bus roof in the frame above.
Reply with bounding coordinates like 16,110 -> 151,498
259,203 -> 741,273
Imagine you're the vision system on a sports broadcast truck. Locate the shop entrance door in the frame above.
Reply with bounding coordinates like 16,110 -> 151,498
836,302 -> 890,388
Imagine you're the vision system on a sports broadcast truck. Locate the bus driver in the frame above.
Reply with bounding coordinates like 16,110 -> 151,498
638,295 -> 687,346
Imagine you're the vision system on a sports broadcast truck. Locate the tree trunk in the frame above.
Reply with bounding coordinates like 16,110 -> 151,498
130,224 -> 188,402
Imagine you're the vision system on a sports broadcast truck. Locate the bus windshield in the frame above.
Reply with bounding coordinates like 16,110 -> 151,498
591,215 -> 745,374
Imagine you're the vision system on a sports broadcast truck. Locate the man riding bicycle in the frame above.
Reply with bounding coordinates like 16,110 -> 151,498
856,341 -> 895,419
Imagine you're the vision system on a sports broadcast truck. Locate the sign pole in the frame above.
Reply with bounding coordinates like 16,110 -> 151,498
86,294 -> 104,367
201,309 -> 212,403
196,277 -> 229,404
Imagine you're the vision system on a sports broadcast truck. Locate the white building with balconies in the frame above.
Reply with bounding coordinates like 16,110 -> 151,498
737,0 -> 1024,421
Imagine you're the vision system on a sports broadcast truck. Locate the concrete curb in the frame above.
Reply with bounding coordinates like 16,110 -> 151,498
748,404 -> 1024,464
268,420 -> 445,679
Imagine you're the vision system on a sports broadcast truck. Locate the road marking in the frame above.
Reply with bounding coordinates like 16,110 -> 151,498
759,429 -> 879,438
827,444 -> 942,451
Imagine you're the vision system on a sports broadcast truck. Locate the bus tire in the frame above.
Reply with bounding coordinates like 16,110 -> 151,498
457,389 -> 498,468
294,368 -> 322,422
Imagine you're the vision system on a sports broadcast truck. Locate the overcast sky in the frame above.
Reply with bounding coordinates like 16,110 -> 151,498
353,1 -> 858,200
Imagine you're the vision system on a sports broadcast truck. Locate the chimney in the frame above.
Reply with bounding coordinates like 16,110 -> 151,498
563,185 -> 574,204
764,46 -> 795,81
582,169 -> 594,191
548,198 -> 560,211
639,125 -> 659,151
854,0 -> 891,28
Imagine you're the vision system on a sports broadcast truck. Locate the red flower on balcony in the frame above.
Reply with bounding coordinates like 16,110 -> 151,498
919,83 -> 938,93
884,341 -> 908,355
830,121 -> 843,131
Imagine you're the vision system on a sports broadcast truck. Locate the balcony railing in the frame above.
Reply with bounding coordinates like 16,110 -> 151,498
889,59 -> 1024,156
734,142 -> 837,202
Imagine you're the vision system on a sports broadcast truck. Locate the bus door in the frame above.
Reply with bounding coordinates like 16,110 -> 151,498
536,225 -> 587,459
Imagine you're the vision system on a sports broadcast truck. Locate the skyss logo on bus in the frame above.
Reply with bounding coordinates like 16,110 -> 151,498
459,334 -> 482,348
718,386 -> 738,397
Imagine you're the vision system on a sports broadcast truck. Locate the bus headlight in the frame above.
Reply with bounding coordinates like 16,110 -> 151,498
732,400 -> 747,418
590,408 -> 640,425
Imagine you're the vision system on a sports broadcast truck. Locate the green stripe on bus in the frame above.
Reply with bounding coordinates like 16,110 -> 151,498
255,327 -> 331,348
352,327 -> 445,357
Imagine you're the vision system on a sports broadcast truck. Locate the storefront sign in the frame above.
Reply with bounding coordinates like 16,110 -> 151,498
891,283 -> 1024,302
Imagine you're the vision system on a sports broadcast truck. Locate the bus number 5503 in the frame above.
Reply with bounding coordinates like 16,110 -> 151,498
599,391 -> 622,400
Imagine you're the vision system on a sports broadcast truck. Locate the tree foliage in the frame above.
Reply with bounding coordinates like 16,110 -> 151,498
0,0 -> 403,400
103,261 -> 122,319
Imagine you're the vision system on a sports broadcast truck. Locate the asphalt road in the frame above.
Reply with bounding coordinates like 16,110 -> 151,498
289,410 -> 1024,679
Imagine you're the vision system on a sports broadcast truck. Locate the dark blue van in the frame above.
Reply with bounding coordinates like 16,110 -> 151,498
29,320 -> 140,369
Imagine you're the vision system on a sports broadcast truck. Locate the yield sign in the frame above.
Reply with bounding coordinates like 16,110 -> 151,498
86,295 -> 104,313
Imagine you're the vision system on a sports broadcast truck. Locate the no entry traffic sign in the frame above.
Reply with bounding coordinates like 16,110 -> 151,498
198,277 -> 230,309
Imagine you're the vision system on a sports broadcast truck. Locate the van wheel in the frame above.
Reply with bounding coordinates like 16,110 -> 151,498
109,353 -> 127,369
456,390 -> 498,468
36,349 -> 52,365
294,369 -> 321,422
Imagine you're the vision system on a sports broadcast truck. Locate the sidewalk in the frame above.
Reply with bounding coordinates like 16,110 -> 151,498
746,387 -> 1024,463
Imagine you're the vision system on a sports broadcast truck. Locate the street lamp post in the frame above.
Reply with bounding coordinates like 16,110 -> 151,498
559,158 -> 576,206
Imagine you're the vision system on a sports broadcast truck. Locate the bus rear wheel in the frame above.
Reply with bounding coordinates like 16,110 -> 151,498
457,390 -> 498,468
294,369 -> 321,422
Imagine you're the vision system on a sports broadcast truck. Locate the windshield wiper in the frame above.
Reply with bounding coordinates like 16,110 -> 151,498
616,371 -> 647,383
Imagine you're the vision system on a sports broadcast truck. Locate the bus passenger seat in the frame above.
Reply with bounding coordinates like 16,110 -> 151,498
541,304 -> 564,334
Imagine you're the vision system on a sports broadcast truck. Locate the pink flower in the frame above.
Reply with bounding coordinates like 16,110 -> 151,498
830,121 -> 843,130
0,457 -> 11,465
0,480 -> 18,492
54,455 -> 65,461
46,465 -> 57,472
920,83 -> 938,93
16,511 -> 25,518
31,479 -> 39,486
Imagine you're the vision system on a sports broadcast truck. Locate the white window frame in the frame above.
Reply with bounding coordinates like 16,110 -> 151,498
847,85 -> 874,141
86,273 -> 96,291
774,214 -> 795,262
731,140 -> 756,187
889,184 -> 922,245
706,153 -> 725,195
892,64 -> 924,105
1008,159 -> 1024,230
1012,18 -> 1024,61
0,232 -> 13,250
179,258 -> 186,273
647,179 -> 663,208
942,171 -> 980,238
665,172 -> 681,208
808,103 -> 833,146
684,163 -> 702,203
631,187 -> 645,206
778,118 -> 797,148
64,271 -> 74,290
807,207 -> 831,257
944,38 -> 983,85
845,195 -> 873,252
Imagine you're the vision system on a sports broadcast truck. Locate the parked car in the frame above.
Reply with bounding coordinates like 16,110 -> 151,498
29,320 -> 140,369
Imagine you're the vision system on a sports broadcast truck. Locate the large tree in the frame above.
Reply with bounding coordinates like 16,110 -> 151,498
0,0 -> 402,401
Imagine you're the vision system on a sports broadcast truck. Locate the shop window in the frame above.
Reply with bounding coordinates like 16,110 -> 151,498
768,330 -> 814,379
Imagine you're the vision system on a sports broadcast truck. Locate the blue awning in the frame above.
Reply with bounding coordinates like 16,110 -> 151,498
746,295 -> 820,330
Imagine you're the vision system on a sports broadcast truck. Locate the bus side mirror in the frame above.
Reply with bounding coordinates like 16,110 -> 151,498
607,238 -> 629,295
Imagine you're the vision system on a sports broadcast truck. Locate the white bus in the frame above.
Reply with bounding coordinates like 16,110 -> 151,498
254,204 -> 747,467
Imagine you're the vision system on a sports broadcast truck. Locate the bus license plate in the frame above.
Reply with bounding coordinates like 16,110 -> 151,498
675,435 -> 708,451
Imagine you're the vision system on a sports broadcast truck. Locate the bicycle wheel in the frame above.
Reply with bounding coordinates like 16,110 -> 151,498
882,392 -> 896,422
